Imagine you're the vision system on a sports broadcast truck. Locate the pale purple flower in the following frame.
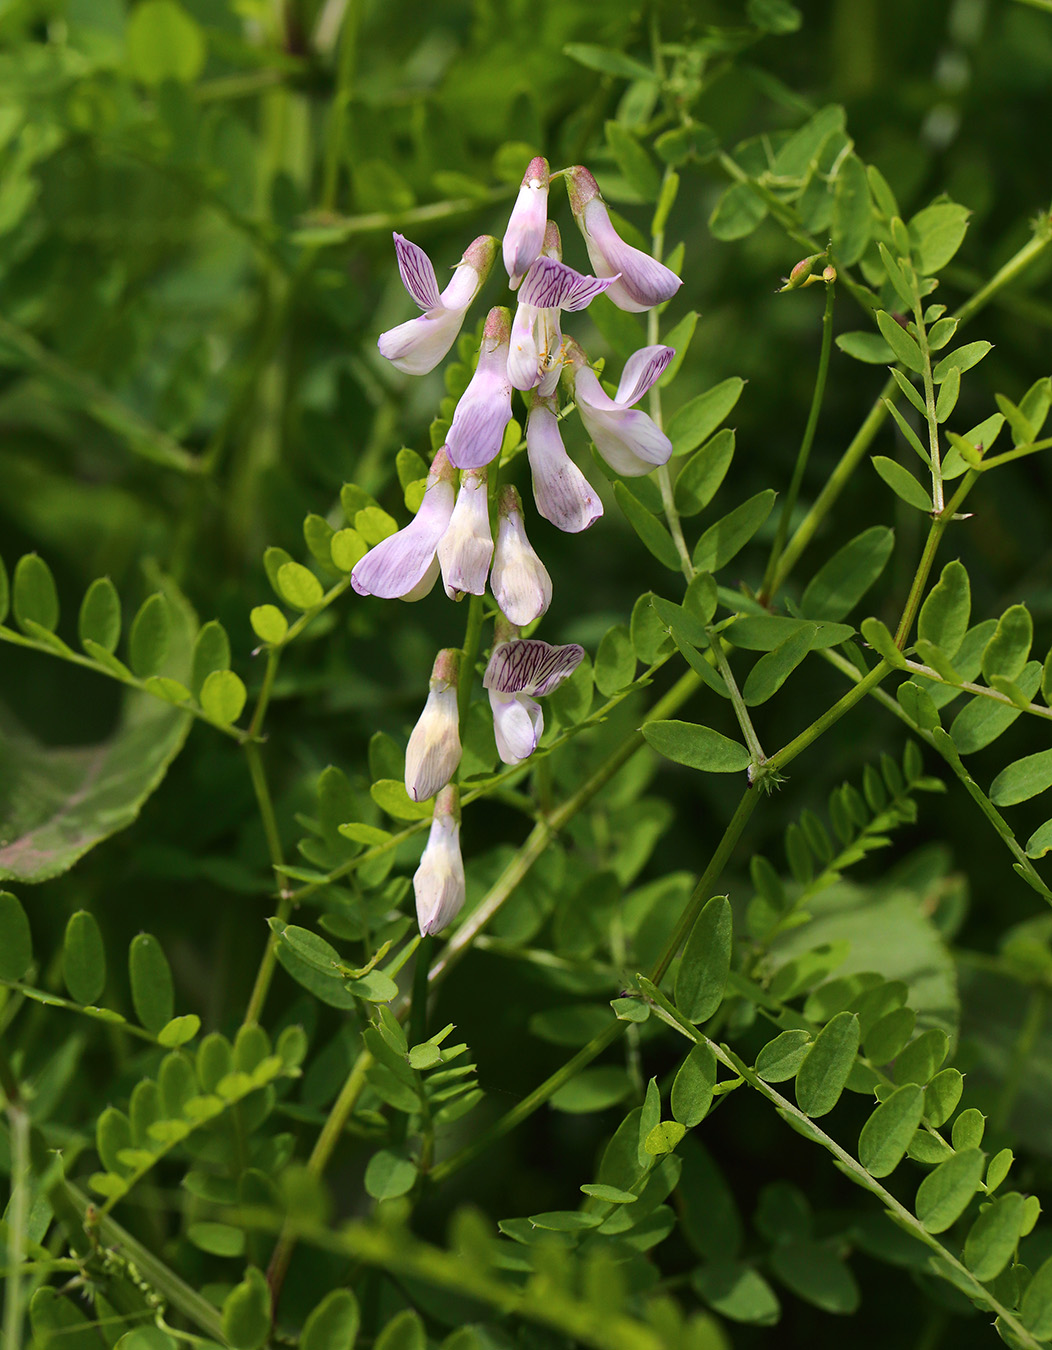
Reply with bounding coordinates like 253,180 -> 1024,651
378,234 -> 497,376
503,156 -> 550,290
490,486 -> 552,626
507,257 -> 617,392
437,467 -> 493,600
446,307 -> 513,471
526,396 -> 602,533
483,637 -> 585,765
572,344 -> 675,477
566,166 -> 682,313
405,649 -> 462,802
414,785 -> 465,936
350,449 -> 455,601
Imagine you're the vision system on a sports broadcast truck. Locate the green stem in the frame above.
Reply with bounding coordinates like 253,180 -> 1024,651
911,296 -> 944,512
992,987 -> 1047,1134
761,279 -> 836,602
706,636 -> 767,770
241,740 -> 289,1028
766,659 -> 892,774
893,470 -> 979,649
1,1059 -> 27,1350
320,0 -> 362,211
292,188 -> 512,248
457,592 -> 486,726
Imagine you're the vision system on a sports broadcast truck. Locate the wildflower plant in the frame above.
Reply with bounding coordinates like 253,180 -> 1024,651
5,5 -> 1052,1350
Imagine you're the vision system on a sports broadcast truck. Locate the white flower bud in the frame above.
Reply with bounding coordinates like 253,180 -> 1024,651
437,469 -> 493,600
413,786 -> 465,937
404,649 -> 462,801
490,486 -> 552,627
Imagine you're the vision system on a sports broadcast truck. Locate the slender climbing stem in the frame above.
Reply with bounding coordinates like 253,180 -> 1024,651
892,470 -> 979,649
911,297 -> 945,512
761,279 -> 836,602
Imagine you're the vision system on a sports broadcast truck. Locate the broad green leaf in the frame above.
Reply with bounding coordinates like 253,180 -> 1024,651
631,592 -> 675,664
725,615 -> 853,651
795,1012 -> 860,1117
29,1288 -> 100,1350
605,121 -> 660,200
872,456 -> 932,511
878,242 -> 914,308
63,910 -> 105,1004
748,0 -> 802,34
301,1290 -> 360,1350
0,577 -> 194,882
126,0 -> 206,85
800,526 -> 894,622
925,1068 -> 964,1128
668,379 -> 744,457
950,660 -> 1041,753
768,1239 -> 859,1314
1026,818 -> 1052,859
1020,376 -> 1052,439
659,310 -> 698,385
1021,1255 -> 1052,1338
671,1041 -> 717,1126
909,201 -> 970,274
858,1084 -> 924,1176
935,365 -> 960,421
709,182 -> 767,240
692,490 -> 776,573
836,331 -> 895,364
562,42 -> 655,81
129,933 -> 174,1033
675,895 -> 732,1022
693,1262 -> 781,1326
952,1107 -> 985,1150
79,578 -> 121,653
755,1030 -> 811,1082
897,681 -> 940,732
875,311 -> 924,373
250,605 -> 288,645
370,779 -> 433,821
375,1311 -> 426,1350
982,604 -> 1032,682
200,670 -> 247,725
613,484 -> 680,569
964,1191 -> 1027,1281
832,152 -> 872,266
0,891 -> 32,979
864,1007 -> 915,1064
277,561 -> 325,611
932,340 -> 992,383
330,528 -> 367,572
190,620 -> 231,698
916,1148 -> 985,1233
551,1066 -> 633,1113
643,721 -> 752,774
365,1148 -> 418,1200
742,624 -> 816,705
771,103 -> 844,178
304,514 -> 336,570
594,623 -> 637,695
918,560 -> 970,659
158,1014 -> 200,1047
990,748 -> 1052,806
13,554 -> 58,634
674,430 -> 736,516
891,1028 -> 950,1085
129,593 -> 171,679
222,1267 -> 271,1350
644,1120 -> 687,1154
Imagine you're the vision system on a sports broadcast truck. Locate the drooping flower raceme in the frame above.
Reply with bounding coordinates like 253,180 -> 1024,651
526,395 -> 602,533
483,637 -> 585,765
566,165 -> 682,313
437,467 -> 493,600
446,307 -> 513,471
378,234 -> 497,376
572,343 -> 676,477
507,255 -> 617,393
350,449 -> 455,601
490,486 -> 551,626
405,648 -> 462,802
414,785 -> 465,936
503,156 -> 550,290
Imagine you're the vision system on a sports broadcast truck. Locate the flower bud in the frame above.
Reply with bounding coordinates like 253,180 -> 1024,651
437,468 -> 493,599
503,156 -> 550,289
490,486 -> 552,627
413,785 -> 465,937
405,649 -> 462,802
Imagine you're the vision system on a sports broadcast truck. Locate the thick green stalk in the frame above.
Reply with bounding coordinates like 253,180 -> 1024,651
320,0 -> 363,210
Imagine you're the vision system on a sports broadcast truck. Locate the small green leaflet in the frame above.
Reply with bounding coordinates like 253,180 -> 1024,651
643,720 -> 751,773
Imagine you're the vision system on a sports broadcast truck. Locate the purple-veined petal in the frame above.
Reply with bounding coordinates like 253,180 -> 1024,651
484,639 -> 585,697
518,257 -> 617,313
491,487 -> 552,626
446,308 -> 513,469
393,233 -> 442,310
503,157 -> 550,289
377,307 -> 467,376
580,196 -> 683,313
507,302 -> 541,392
615,345 -> 676,406
574,368 -> 672,476
413,788 -> 465,936
437,469 -> 493,599
351,455 -> 455,598
489,690 -> 543,765
526,400 -> 603,533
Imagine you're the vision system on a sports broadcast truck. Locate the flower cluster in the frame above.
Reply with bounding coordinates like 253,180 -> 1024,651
355,158 -> 682,936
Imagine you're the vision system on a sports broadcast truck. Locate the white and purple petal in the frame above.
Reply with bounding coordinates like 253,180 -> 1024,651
518,257 -> 617,314
489,690 -> 543,765
503,157 -> 550,289
483,639 -> 586,698
615,345 -> 676,406
393,232 -> 442,310
491,486 -> 552,626
351,452 -> 455,598
446,307 -> 513,470
526,400 -> 603,533
437,468 -> 493,599
413,786 -> 465,936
